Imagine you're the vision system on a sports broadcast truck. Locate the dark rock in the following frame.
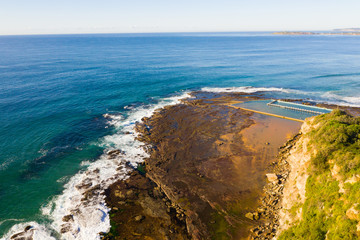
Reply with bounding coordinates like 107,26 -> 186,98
24,226 -> 32,231
62,215 -> 74,222
107,149 -> 122,155
60,224 -> 72,234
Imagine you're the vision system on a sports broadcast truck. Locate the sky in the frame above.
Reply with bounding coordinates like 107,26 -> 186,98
0,0 -> 360,35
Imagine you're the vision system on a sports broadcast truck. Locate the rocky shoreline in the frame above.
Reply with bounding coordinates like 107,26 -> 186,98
101,163 -> 190,240
101,92 -> 305,239
9,93 -> 358,240
247,134 -> 301,240
101,93 -> 360,239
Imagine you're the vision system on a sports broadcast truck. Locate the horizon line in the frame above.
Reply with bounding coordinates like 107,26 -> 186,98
0,29 -> 343,37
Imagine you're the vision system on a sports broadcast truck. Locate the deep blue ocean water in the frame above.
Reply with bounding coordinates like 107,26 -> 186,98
0,32 -> 360,239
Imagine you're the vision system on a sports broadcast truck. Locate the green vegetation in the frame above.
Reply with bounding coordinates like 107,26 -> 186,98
209,211 -> 232,240
279,110 -> 360,240
136,163 -> 146,175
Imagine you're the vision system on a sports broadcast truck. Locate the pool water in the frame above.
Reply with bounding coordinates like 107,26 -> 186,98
234,100 -> 332,121
269,100 -> 332,114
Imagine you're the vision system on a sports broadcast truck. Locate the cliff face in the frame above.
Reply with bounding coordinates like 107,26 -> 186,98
277,119 -> 315,235
278,110 -> 360,239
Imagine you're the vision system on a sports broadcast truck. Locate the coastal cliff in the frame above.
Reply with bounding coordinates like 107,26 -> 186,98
276,119 -> 314,235
277,110 -> 360,239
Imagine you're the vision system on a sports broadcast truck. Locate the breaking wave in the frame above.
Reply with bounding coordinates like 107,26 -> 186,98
1,222 -> 55,240
201,86 -> 290,93
1,92 -> 191,240
2,86 -> 359,240
201,86 -> 360,107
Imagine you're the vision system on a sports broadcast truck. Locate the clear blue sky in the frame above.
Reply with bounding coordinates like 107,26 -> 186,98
1,0 -> 359,35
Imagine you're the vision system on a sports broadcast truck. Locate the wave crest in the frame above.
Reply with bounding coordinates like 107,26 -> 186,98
201,86 -> 360,107
201,86 -> 290,93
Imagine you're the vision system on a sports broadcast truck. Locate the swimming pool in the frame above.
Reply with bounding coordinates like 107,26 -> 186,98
234,100 -> 332,121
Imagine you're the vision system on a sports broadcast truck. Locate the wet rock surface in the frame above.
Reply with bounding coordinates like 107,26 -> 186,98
9,225 -> 34,240
136,94 -> 264,239
103,92 -> 302,239
102,169 -> 190,240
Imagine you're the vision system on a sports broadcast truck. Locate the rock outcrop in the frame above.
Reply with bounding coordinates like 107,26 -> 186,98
276,120 -> 315,235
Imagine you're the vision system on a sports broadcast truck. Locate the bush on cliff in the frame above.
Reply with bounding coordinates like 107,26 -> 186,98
279,110 -> 360,240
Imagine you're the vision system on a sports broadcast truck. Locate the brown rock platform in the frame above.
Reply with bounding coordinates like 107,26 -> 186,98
103,92 -> 302,239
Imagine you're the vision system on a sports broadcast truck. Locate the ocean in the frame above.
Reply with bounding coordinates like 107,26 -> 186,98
0,32 -> 359,239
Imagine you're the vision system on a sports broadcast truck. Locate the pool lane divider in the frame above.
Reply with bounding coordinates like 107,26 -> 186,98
267,100 -> 330,115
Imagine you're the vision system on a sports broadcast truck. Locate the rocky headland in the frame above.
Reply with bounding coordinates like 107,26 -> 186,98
273,31 -> 360,36
101,92 -> 302,239
101,92 -> 360,240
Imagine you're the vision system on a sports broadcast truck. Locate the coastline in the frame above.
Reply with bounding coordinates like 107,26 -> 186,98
2,31 -> 360,240
5,89 -> 360,239
102,92 -> 303,239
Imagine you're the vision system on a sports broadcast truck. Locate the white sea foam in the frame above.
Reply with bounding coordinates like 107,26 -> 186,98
41,92 -> 190,240
0,222 -> 55,240
201,86 -> 360,107
0,92 -> 191,240
201,86 -> 290,93
0,219 -> 25,226
320,92 -> 360,107
103,114 -> 123,127
342,96 -> 360,106
1,91 -> 190,240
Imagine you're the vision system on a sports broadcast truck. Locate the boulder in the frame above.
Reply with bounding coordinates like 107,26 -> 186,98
253,212 -> 260,220
62,215 -> 74,222
266,173 -> 278,182
245,212 -> 254,220
114,190 -> 126,199
134,215 -> 145,222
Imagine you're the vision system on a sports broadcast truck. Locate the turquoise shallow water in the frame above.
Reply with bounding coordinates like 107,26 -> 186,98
0,32 -> 360,238
269,100 -> 332,114
234,100 -> 332,120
